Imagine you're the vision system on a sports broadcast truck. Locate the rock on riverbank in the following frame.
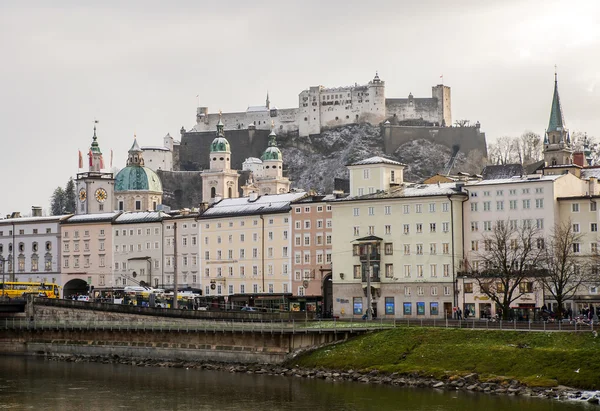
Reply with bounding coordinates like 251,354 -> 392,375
46,354 -> 599,405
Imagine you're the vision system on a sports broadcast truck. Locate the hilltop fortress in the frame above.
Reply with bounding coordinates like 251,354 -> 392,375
192,73 -> 452,137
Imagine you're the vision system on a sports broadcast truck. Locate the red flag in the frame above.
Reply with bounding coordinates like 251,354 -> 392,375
78,150 -> 83,169
88,150 -> 93,167
99,155 -> 105,169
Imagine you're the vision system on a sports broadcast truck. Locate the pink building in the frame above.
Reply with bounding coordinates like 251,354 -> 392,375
290,195 -> 334,315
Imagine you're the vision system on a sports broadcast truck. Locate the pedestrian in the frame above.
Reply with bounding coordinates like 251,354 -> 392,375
457,308 -> 463,320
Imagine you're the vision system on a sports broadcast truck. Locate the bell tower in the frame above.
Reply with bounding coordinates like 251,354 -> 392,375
543,70 -> 573,167
201,115 -> 239,201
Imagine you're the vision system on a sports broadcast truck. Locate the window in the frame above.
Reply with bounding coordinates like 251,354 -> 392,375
471,203 -> 478,212
403,205 -> 410,214
353,227 -> 360,236
363,169 -> 370,179
522,199 -> 531,209
404,286 -> 411,296
415,204 -> 422,213
404,244 -> 410,255
368,207 -> 374,216
537,238 -> 545,249
403,224 -> 410,234
573,223 -> 580,233
442,203 -> 449,212
592,243 -> 598,254
483,191 -> 490,197
368,226 -> 375,235
353,208 -> 359,217
404,265 -> 411,278
384,206 -> 391,215
572,203 -> 580,212
573,243 -> 581,253
592,223 -> 598,232
471,240 -> 478,251
442,222 -> 449,232
535,199 -> 544,209
384,243 -> 393,255
430,264 -> 437,277
417,286 -> 424,296
385,225 -> 391,235
416,224 -> 422,233
496,190 -> 504,196
443,264 -> 450,277
385,264 -> 393,278
591,202 -> 597,212
483,201 -> 491,211
353,265 -> 361,279
444,286 -> 451,296
442,243 -> 449,254
417,265 -> 423,277
429,243 -> 436,255
429,203 -> 435,213
496,201 -> 504,211
430,223 -> 436,233
416,244 -> 423,255
471,222 -> 478,232
519,282 -> 534,293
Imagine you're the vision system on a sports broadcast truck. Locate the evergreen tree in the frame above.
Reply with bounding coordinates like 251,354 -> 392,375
64,178 -> 76,214
50,187 -> 66,216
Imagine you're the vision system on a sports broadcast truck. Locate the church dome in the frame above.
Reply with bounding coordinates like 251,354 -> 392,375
210,136 -> 231,153
261,127 -> 282,161
115,166 -> 163,192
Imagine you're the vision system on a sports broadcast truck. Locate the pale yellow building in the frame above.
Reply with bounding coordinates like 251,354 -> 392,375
198,192 -> 306,310
332,157 -> 466,319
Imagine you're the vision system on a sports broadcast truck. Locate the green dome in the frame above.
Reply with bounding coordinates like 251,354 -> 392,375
115,166 -> 163,192
261,146 -> 282,161
210,137 -> 230,153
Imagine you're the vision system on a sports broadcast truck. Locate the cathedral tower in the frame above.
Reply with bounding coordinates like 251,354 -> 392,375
75,123 -> 115,214
201,116 -> 239,200
247,122 -> 290,195
543,71 -> 573,167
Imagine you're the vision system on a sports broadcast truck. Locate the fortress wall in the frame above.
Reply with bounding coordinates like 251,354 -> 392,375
383,125 -> 488,157
193,110 -> 300,135
179,129 -> 272,172
385,98 -> 441,124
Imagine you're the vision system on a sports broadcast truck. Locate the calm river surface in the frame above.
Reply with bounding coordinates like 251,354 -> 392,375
0,356 -> 592,411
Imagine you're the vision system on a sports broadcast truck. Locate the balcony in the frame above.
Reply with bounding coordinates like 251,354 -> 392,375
362,274 -> 380,283
359,251 -> 380,262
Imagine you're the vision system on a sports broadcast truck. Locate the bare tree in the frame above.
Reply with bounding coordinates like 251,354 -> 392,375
487,136 -> 519,165
467,220 -> 544,320
539,221 -> 596,319
454,119 -> 470,127
515,131 -> 542,165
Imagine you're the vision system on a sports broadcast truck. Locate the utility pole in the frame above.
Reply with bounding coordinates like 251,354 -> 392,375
366,243 -> 372,321
173,222 -> 178,309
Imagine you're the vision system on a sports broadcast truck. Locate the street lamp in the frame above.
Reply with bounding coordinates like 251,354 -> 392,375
0,256 -> 6,298
462,276 -> 467,313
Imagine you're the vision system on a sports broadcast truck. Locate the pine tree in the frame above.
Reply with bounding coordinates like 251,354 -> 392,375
64,178 -> 76,214
50,187 -> 66,216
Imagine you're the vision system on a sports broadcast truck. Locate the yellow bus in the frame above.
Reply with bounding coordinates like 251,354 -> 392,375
0,282 -> 60,299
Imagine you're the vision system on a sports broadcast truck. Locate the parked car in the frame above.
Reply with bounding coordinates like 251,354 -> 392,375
241,306 -> 257,312
77,295 -> 90,302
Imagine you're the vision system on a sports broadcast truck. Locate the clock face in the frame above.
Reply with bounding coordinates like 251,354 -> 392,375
95,188 -> 108,203
78,189 -> 87,202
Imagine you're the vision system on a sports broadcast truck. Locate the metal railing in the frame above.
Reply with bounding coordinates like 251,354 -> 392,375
1,317 -> 596,334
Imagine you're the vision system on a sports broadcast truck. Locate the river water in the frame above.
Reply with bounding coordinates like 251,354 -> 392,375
0,356 -> 591,410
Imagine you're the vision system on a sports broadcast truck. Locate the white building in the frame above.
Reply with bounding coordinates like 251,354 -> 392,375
141,133 -> 176,172
0,211 -> 68,287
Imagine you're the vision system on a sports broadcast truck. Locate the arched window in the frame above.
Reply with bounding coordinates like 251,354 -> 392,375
228,187 -> 232,198
551,158 -> 557,166
211,187 -> 216,198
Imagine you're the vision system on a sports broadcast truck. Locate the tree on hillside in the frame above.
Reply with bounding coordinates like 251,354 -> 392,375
539,222 -> 596,320
515,131 -> 542,165
466,220 -> 544,320
488,136 -> 519,165
50,187 -> 66,216
64,178 -> 76,214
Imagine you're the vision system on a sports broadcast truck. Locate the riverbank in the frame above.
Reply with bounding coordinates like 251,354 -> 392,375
291,327 -> 600,390
45,353 -> 599,405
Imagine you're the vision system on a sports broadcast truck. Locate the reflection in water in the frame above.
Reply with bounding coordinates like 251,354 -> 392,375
0,356 -> 588,411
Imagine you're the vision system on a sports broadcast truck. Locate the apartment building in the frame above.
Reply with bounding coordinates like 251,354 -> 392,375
290,195 -> 334,314
162,211 -> 200,290
198,192 -> 305,310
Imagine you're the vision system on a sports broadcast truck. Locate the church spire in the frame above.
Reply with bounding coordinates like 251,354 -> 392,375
547,67 -> 566,133
216,110 -> 224,137
266,91 -> 270,109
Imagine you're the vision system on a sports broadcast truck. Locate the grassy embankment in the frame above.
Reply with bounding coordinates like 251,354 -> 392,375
290,328 -> 600,389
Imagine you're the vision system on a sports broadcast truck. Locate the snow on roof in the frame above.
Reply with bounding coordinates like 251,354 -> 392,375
246,105 -> 269,112
243,157 -> 263,164
0,215 -> 70,225
349,156 -> 405,167
581,168 -> 600,180
142,146 -> 170,152
63,212 -> 121,223
465,174 -> 562,187
339,183 -> 463,202
201,192 -> 307,218
114,211 -> 169,224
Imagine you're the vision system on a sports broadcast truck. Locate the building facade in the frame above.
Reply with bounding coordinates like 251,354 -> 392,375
0,213 -> 67,287
290,195 -> 333,314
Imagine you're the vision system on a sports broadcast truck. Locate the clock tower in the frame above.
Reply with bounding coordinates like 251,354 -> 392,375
76,122 -> 115,215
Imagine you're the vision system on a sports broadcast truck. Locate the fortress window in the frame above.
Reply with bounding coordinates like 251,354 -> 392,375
220,157 -> 224,161
346,115 -> 349,119
213,157 -> 217,161
265,166 -> 270,169
227,157 -> 229,161
335,117 -> 339,120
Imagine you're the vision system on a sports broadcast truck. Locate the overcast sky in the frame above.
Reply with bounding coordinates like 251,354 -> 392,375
1,0 -> 598,216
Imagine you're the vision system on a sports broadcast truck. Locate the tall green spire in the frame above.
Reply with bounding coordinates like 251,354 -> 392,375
90,120 -> 102,154
547,70 -> 565,133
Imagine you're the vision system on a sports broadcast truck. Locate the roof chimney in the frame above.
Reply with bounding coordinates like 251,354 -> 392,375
32,206 -> 42,217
